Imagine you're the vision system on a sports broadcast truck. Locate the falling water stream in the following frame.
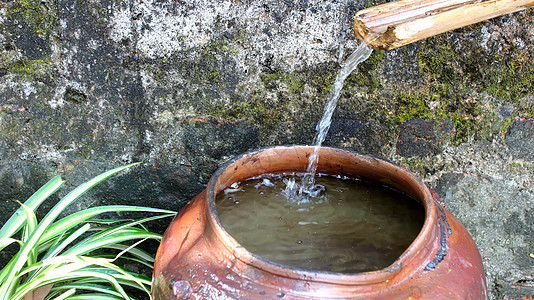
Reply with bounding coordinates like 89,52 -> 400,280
215,37 -> 426,273
285,38 -> 375,201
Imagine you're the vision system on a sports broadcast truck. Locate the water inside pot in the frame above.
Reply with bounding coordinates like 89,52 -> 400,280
216,173 -> 425,274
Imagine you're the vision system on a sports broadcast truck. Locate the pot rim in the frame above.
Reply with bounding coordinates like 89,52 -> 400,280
206,145 -> 437,285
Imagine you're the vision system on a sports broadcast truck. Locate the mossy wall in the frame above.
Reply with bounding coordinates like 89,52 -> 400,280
1,0 -> 534,298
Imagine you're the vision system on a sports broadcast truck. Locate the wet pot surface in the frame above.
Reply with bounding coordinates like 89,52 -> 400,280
152,146 -> 487,299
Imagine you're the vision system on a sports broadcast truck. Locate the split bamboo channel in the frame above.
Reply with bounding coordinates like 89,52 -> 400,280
354,0 -> 534,50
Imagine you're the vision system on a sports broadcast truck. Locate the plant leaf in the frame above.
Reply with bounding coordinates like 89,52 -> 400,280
24,224 -> 92,284
0,175 -> 64,240
75,267 -> 152,287
61,214 -> 168,259
64,228 -> 162,257
0,237 -> 22,249
0,163 -> 139,299
61,275 -> 151,293
11,269 -> 130,300
104,243 -> 156,263
50,287 -> 75,300
17,260 -> 150,299
42,205 -> 175,243
56,294 -> 125,300
99,261 -> 151,297
86,253 -> 154,269
18,255 -> 111,280
49,283 -> 123,298
76,214 -> 169,246
69,266 -> 151,299
19,203 -> 38,267
43,224 -> 91,260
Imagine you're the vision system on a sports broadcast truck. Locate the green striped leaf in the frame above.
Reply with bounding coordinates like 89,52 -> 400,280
42,205 -> 175,243
0,163 -> 138,299
0,175 -> 64,240
50,287 -> 75,300
12,269 -> 130,300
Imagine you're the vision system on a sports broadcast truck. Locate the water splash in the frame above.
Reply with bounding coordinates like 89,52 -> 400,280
284,38 -> 375,201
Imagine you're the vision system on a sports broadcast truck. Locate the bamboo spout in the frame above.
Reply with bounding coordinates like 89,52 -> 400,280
354,0 -> 534,50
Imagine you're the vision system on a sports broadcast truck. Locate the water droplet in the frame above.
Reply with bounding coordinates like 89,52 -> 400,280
262,178 -> 275,187
310,184 -> 326,197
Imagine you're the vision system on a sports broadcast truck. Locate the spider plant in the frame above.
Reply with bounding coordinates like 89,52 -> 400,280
0,163 -> 177,300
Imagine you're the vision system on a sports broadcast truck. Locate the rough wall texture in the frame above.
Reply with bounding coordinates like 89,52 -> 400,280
1,0 -> 533,298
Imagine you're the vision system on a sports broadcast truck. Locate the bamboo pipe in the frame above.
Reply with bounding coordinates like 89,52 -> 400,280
354,0 -> 534,50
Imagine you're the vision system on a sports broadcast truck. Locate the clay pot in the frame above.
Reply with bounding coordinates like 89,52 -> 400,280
152,146 -> 487,299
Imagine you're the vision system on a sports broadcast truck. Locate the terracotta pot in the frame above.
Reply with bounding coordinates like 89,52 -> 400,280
152,146 -> 487,299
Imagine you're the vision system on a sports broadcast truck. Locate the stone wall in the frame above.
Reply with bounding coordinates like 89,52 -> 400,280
1,0 -> 533,298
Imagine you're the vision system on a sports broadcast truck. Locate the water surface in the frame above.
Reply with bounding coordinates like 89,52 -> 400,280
216,173 -> 425,273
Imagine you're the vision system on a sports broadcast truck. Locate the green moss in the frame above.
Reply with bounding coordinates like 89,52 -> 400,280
418,40 -> 454,78
0,118 -> 24,142
345,50 -> 383,92
9,0 -> 57,37
420,35 -> 533,105
315,67 -> 338,94
201,38 -> 236,56
385,87 -> 499,144
420,35 -> 534,102
396,156 -> 434,176
0,51 -> 20,70
390,93 -> 434,124
399,33 -> 534,144
483,57 -> 534,102
505,162 -> 534,175
260,73 -> 305,94
0,47 -> 52,79
233,30 -> 249,45
498,117 -> 514,140
417,36 -> 464,97
178,39 -> 240,85
201,96 -> 283,134
199,65 -> 330,135
1,0 -> 56,78
11,57 -> 52,78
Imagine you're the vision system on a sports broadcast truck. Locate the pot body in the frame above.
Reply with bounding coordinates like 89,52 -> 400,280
152,146 -> 487,299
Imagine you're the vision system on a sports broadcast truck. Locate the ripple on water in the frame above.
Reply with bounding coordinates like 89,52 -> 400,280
216,173 -> 425,273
